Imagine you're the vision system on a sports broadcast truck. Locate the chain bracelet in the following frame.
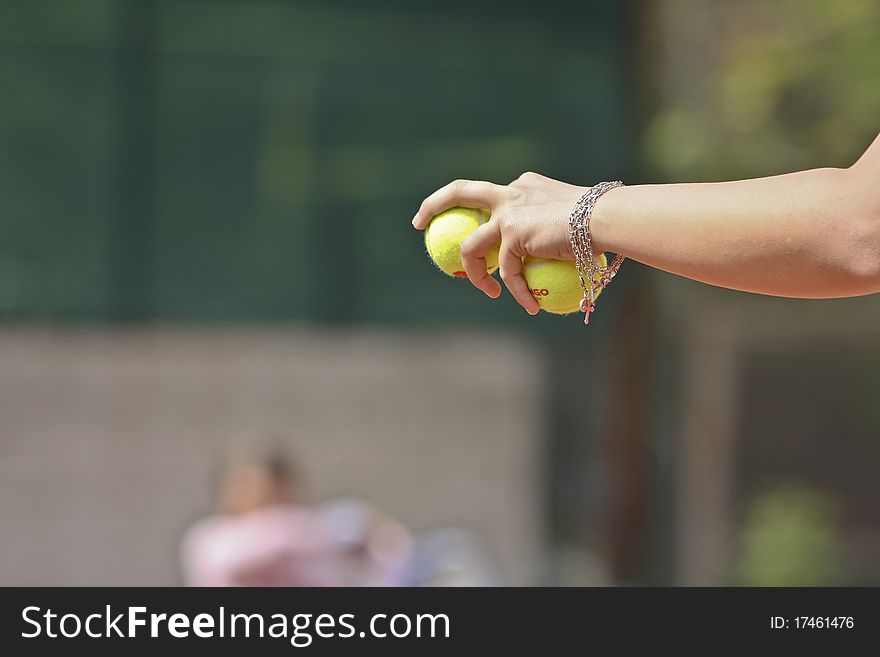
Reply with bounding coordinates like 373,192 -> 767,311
567,181 -> 624,325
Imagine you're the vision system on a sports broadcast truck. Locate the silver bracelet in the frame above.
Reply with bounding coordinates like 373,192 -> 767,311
568,181 -> 625,325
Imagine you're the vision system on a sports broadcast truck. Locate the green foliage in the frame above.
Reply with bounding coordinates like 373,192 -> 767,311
735,485 -> 846,586
644,0 -> 880,180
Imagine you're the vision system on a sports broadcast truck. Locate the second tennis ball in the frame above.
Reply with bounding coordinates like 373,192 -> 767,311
522,254 -> 607,315
425,207 -> 499,277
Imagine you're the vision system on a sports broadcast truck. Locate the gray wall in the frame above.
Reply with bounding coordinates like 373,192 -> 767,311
0,328 -> 544,585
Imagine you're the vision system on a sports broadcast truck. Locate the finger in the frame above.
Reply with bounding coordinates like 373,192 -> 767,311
499,246 -> 540,315
461,221 -> 502,299
412,179 -> 501,229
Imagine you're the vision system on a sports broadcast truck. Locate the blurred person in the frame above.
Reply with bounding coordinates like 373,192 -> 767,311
400,528 -> 504,587
319,498 -> 413,586
319,502 -> 501,587
180,452 -> 342,586
412,133 -> 880,314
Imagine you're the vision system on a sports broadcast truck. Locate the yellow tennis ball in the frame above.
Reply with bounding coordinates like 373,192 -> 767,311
425,207 -> 499,277
522,254 -> 607,315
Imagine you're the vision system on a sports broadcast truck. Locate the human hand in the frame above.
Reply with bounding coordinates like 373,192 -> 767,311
412,172 -> 588,314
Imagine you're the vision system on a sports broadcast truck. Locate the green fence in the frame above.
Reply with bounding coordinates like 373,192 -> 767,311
0,0 -> 633,324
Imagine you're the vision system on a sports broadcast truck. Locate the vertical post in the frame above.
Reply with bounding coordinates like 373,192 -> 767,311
601,0 -> 657,585
108,0 -> 156,320
678,308 -> 738,585
603,271 -> 656,583
303,82 -> 357,324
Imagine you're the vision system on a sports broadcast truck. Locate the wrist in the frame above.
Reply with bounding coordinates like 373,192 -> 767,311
568,181 -> 626,325
587,184 -> 625,256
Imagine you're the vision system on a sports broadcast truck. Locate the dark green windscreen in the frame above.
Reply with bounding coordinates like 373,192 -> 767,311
0,0 -> 633,324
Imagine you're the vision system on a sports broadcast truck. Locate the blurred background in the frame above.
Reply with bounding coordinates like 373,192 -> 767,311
1,0 -> 878,586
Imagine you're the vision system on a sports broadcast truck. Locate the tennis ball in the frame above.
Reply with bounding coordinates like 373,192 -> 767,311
425,207 -> 499,277
522,254 -> 607,315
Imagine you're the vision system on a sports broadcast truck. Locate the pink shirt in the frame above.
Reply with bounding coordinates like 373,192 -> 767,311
180,505 -> 343,587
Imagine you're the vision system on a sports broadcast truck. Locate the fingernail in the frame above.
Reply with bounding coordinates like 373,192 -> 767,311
411,213 -> 420,227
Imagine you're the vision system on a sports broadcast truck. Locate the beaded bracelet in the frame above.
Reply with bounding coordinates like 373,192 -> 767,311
568,181 -> 625,325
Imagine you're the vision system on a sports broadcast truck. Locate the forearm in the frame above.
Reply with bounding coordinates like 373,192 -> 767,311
592,159 -> 880,298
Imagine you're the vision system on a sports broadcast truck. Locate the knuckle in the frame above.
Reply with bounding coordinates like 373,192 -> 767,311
498,211 -> 519,233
